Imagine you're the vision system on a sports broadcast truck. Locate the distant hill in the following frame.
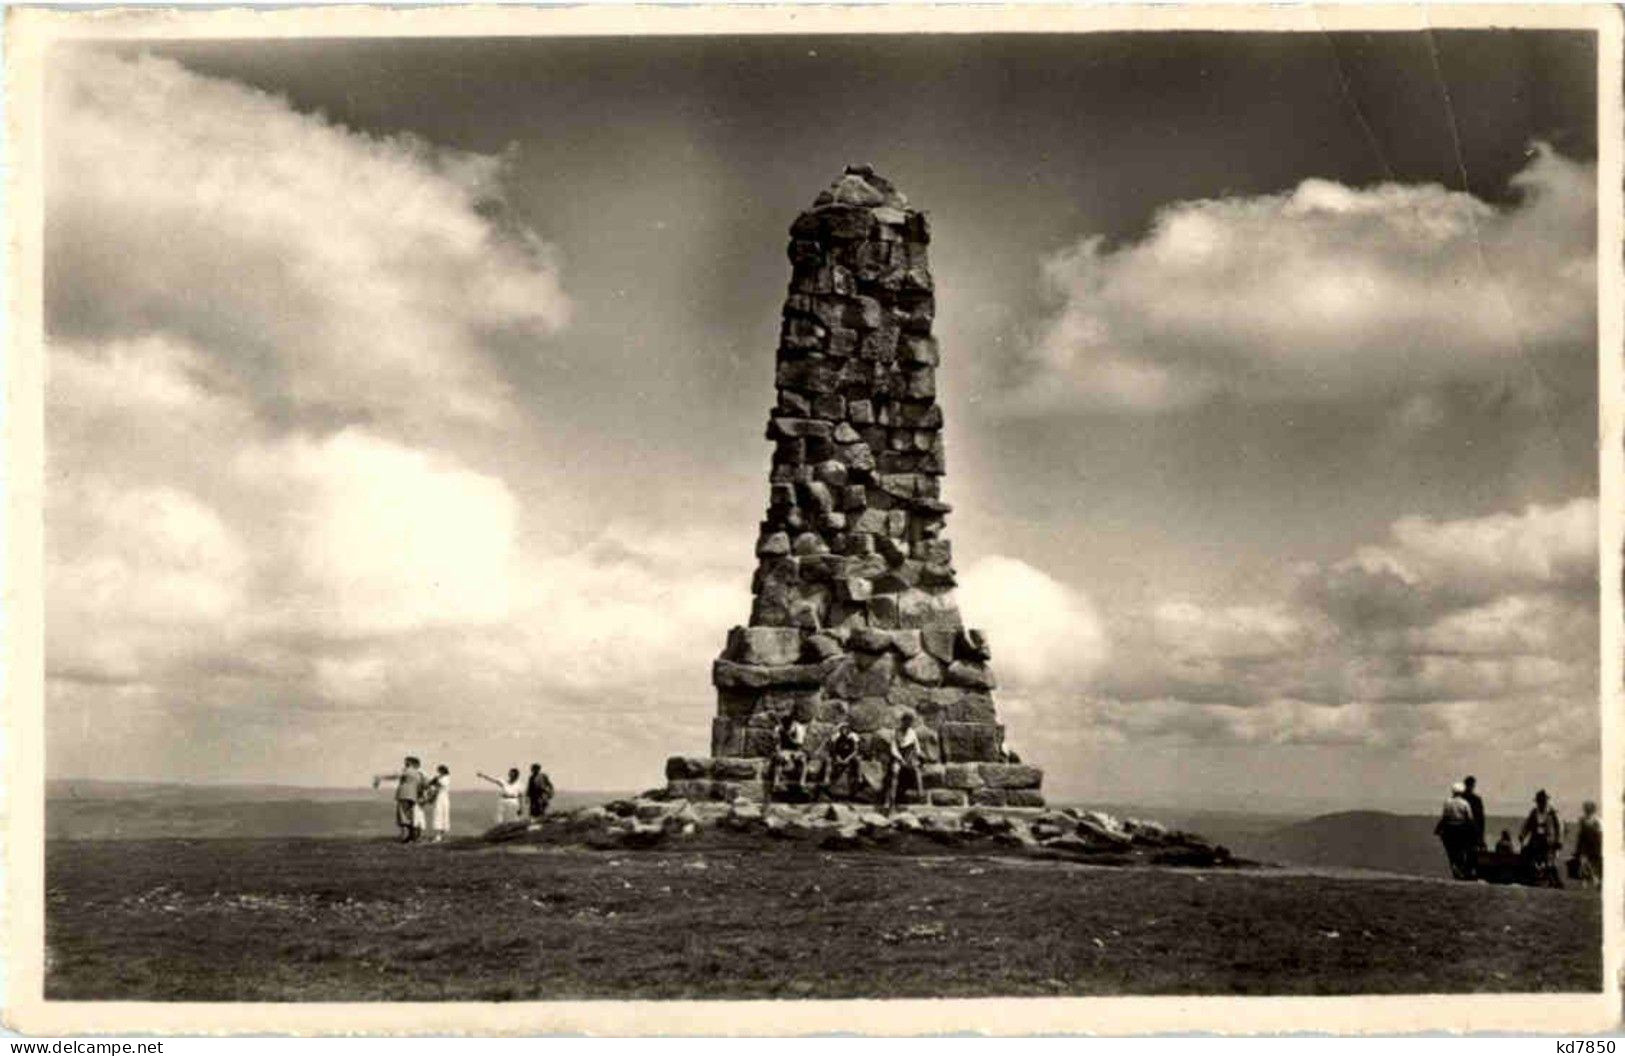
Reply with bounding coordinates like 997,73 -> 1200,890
1235,809 -> 1526,879
44,783 -> 1526,877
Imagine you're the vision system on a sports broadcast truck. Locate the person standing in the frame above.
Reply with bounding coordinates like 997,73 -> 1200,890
1574,800 -> 1602,887
1462,775 -> 1487,851
1434,782 -> 1474,879
525,763 -> 554,820
477,768 -> 526,825
373,756 -> 426,843
1519,788 -> 1564,886
421,765 -> 452,843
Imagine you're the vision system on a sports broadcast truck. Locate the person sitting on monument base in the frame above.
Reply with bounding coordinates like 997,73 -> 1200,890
764,711 -> 809,802
882,713 -> 925,814
818,722 -> 863,800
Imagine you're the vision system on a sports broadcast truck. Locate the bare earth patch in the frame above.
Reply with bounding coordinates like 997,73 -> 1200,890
45,837 -> 1600,1001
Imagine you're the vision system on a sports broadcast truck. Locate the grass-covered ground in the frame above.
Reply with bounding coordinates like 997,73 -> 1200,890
45,836 -> 1601,1000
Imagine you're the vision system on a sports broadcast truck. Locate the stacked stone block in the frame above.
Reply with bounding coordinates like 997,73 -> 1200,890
664,166 -> 1043,807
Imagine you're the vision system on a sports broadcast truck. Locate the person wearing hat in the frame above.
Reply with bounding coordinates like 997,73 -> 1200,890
1434,781 -> 1475,880
1519,788 -> 1564,886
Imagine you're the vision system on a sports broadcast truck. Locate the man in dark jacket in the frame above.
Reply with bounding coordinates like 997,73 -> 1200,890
1462,775 -> 1487,851
525,763 -> 554,820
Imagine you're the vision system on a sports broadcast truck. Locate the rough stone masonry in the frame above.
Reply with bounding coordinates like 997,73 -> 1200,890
664,166 -> 1044,808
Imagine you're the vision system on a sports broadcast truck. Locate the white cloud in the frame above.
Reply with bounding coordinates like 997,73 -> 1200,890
1306,498 -> 1597,631
47,49 -> 569,432
1056,498 -> 1600,756
958,555 -> 1108,687
47,479 -> 249,683
1013,144 -> 1595,412
504,527 -> 748,699
42,50 -> 590,771
1149,601 -> 1311,661
242,429 -> 520,638
1376,498 -> 1596,597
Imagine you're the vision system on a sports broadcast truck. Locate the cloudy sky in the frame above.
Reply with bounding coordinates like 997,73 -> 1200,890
44,31 -> 1600,813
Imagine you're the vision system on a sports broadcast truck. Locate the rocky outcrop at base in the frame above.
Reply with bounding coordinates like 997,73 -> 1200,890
484,798 -> 1236,868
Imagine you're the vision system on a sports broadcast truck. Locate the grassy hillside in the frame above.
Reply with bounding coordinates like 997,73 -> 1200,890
45,837 -> 1601,999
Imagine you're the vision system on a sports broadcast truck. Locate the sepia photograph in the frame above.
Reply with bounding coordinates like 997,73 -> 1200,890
5,3 -> 1620,1037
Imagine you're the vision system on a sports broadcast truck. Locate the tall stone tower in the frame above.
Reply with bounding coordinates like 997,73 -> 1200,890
664,166 -> 1044,807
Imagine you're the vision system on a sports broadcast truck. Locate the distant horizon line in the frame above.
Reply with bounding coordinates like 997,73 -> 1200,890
42,776 -> 1567,818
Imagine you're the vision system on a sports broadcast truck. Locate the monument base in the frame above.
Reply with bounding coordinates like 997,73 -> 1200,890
663,754 -> 1044,808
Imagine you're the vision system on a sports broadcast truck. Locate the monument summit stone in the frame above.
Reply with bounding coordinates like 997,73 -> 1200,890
663,166 -> 1045,808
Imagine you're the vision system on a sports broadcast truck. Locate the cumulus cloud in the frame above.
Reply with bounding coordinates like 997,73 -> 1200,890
292,523 -> 749,712
1013,144 -> 1595,412
958,555 -> 1108,687
242,430 -> 520,638
1303,497 -> 1597,636
47,48 -> 569,432
47,479 -> 249,684
1004,498 -> 1599,759
43,49 -> 604,778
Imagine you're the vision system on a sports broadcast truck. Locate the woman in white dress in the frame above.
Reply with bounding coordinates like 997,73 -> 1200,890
476,768 -> 525,824
421,765 -> 451,842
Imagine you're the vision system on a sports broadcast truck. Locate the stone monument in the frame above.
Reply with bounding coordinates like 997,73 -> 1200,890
664,166 -> 1044,808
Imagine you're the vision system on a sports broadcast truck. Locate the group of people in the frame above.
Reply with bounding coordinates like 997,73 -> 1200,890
764,711 -> 927,813
372,757 -> 452,844
476,764 -> 554,825
373,757 -> 554,842
1435,775 -> 1603,887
